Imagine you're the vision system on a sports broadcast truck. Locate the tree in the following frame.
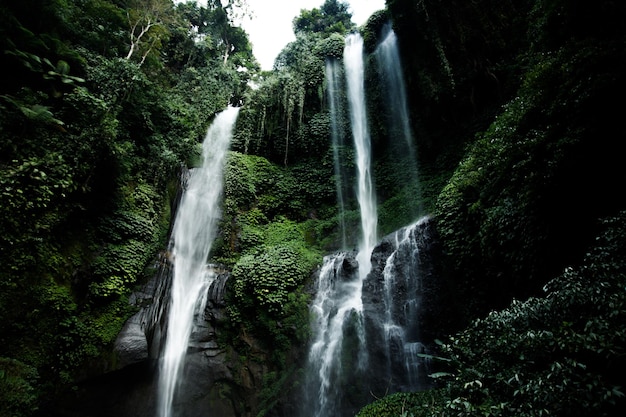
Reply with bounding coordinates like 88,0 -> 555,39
124,0 -> 173,65
171,0 -> 256,70
293,0 -> 354,36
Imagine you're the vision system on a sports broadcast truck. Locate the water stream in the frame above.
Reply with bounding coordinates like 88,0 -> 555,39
302,32 -> 378,417
375,24 -> 422,217
344,32 -> 378,279
380,218 -> 430,391
326,57 -> 348,248
301,31 -> 432,417
157,106 -> 239,417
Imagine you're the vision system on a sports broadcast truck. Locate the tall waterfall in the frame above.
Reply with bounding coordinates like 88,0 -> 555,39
325,57 -> 348,248
301,32 -> 432,417
375,24 -> 426,390
157,106 -> 239,417
375,24 -> 422,217
301,33 -> 377,417
345,32 -> 377,278
375,25 -> 413,149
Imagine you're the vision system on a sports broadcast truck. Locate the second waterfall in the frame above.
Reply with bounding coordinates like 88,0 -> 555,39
302,33 -> 377,417
157,106 -> 239,417
300,30 -> 433,417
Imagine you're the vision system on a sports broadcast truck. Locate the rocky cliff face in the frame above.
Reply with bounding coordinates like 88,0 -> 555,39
52,219 -> 442,417
51,260 -> 270,417
288,217 -> 442,417
362,217 -> 440,395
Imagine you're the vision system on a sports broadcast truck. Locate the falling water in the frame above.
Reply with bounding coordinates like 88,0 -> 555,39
304,252 -> 368,417
302,217 -> 435,417
325,58 -> 348,248
157,106 -> 239,417
380,217 -> 430,390
344,32 -> 377,278
376,25 -> 413,149
301,33 -> 379,417
375,24 -> 422,217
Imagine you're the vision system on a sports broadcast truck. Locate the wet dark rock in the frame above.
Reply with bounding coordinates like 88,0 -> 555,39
114,313 -> 149,369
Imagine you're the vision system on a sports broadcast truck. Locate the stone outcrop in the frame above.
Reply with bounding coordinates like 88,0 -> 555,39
53,220 -> 442,417
52,262 -> 269,417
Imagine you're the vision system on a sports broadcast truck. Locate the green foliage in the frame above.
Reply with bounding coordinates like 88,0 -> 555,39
171,1 -> 258,74
220,152 -> 324,384
293,0 -> 355,37
223,151 -> 258,210
0,358 -> 39,417
229,215 -> 320,314
435,32 -> 626,313
242,26 -> 344,167
221,151 -> 335,234
0,153 -> 75,239
225,214 -> 321,366
257,365 -> 302,417
88,299 -> 137,347
316,33 -> 347,59
432,212 -> 626,416
89,240 -> 149,298
361,9 -> 391,52
89,181 -> 167,301
0,0 -> 251,413
357,391 -> 445,417
359,212 -> 626,417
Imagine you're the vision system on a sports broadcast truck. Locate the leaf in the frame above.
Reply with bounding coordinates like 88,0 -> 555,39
429,372 -> 453,379
418,352 -> 452,362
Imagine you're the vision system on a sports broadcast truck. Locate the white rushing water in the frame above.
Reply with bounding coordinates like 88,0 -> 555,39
375,24 -> 422,217
306,252 -> 369,417
376,26 -> 413,148
157,106 -> 239,417
325,58 -> 348,248
302,33 -> 379,417
344,32 -> 377,278
381,218 -> 429,390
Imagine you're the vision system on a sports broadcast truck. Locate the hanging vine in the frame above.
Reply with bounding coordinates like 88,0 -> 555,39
281,73 -> 305,166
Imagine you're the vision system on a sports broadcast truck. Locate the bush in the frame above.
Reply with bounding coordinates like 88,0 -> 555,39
433,212 -> 626,417
231,218 -> 321,316
0,358 -> 39,417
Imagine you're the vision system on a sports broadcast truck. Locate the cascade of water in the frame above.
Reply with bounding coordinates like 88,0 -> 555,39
302,217 -> 434,417
304,252 -> 368,417
157,106 -> 239,417
301,33 -> 378,417
380,217 -> 430,390
325,58 -> 349,248
375,24 -> 422,216
344,32 -> 377,278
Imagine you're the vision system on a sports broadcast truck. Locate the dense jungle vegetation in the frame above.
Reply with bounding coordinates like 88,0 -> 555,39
1,0 -> 625,416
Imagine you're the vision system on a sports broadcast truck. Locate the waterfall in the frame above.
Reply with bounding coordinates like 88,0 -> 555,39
157,106 -> 239,417
375,24 -> 422,217
325,58 -> 348,248
301,33 -> 379,417
345,32 -> 377,278
302,218 -> 434,417
303,251 -> 369,417
380,218 -> 430,390
299,31 -> 434,417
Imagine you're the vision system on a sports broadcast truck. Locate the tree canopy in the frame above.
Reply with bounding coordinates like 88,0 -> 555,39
292,0 -> 354,36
